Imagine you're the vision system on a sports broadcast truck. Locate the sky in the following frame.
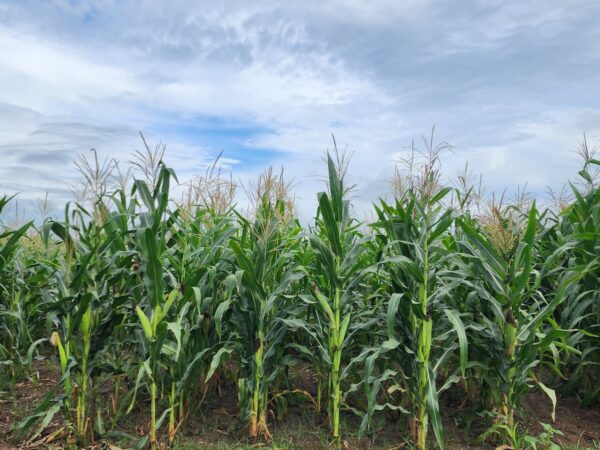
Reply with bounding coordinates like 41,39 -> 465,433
1,0 -> 599,222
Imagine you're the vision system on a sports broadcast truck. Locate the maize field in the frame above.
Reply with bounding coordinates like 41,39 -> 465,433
0,136 -> 599,449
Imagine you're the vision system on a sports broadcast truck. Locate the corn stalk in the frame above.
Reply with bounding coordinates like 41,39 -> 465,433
457,203 -> 592,444
368,185 -> 464,450
217,177 -> 303,440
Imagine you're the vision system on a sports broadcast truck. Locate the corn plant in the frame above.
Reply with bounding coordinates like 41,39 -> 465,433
456,202 -> 591,437
129,164 -> 180,449
366,183 -> 466,450
546,159 -> 600,404
215,170 -> 304,439
0,196 -> 36,386
162,209 -> 236,436
283,153 -> 377,442
43,201 -> 124,444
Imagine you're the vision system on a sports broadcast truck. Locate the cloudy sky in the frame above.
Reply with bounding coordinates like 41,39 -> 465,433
1,0 -> 599,221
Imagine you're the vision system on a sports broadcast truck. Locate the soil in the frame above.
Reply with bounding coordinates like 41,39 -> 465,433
522,392 -> 600,447
1,361 -> 599,449
0,361 -> 62,449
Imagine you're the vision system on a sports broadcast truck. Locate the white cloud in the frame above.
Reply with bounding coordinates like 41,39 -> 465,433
0,27 -> 136,114
0,0 -> 599,221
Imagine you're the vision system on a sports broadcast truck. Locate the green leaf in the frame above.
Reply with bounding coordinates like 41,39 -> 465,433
136,306 -> 153,341
387,293 -> 402,339
317,192 -> 342,257
339,313 -> 351,346
537,380 -> 557,422
214,299 -> 232,338
314,289 -> 335,324
443,309 -> 468,376
206,347 -> 234,381
141,227 -> 164,308
427,365 -> 445,450
134,179 -> 155,213
161,288 -> 179,321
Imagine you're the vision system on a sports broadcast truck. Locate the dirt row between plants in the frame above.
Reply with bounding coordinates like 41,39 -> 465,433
1,362 -> 599,449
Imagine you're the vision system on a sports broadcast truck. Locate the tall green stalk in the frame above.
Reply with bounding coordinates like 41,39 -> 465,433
221,178 -> 303,440
457,202 -> 590,443
295,151 -> 374,442
129,164 -> 180,448
369,179 -> 462,449
76,306 -> 92,438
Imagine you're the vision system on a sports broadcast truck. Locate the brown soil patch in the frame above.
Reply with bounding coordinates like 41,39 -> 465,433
523,392 -> 600,448
0,361 -> 61,449
2,361 -> 599,449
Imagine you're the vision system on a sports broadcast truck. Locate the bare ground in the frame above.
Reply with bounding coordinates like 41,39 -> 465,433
1,361 -> 599,449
